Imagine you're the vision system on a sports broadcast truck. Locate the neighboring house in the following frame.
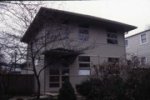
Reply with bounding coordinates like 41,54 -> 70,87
126,29 -> 150,65
21,7 -> 136,93
0,62 -> 26,74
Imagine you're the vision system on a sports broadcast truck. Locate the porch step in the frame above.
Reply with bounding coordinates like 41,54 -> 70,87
45,92 -> 58,96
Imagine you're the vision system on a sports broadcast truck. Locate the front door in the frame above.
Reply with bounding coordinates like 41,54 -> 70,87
49,65 -> 69,88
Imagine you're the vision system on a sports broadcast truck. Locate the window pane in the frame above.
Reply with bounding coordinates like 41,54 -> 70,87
79,63 -> 90,68
141,34 -> 146,38
79,56 -> 90,62
79,34 -> 89,41
49,69 -> 59,75
79,24 -> 89,28
141,34 -> 146,43
78,25 -> 89,41
78,70 -> 90,75
62,69 -> 69,75
107,33 -> 117,38
49,83 -> 59,87
79,28 -> 88,34
107,39 -> 118,44
107,33 -> 118,44
108,58 -> 119,63
49,76 -> 59,82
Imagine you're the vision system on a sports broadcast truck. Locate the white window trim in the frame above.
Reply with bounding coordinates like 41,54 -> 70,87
78,26 -> 89,41
78,56 -> 91,76
107,32 -> 118,44
140,33 -> 148,45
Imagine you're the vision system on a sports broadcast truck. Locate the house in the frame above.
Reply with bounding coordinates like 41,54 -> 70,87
0,62 -> 26,74
21,7 -> 136,94
126,29 -> 150,65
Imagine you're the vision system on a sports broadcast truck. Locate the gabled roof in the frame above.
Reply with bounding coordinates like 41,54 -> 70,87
21,7 -> 137,43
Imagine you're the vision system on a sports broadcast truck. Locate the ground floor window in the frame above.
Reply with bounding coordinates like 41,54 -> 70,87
49,67 -> 69,88
108,57 -> 119,64
78,56 -> 90,75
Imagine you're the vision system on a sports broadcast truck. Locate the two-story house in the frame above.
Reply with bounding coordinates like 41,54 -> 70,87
21,7 -> 136,94
126,29 -> 150,65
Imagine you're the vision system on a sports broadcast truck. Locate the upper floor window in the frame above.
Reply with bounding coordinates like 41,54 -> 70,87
141,33 -> 147,43
78,24 -> 89,41
61,20 -> 69,39
107,32 -> 118,44
78,56 -> 90,75
125,39 -> 128,46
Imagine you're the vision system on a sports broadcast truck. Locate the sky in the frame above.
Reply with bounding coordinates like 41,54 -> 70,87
46,0 -> 150,37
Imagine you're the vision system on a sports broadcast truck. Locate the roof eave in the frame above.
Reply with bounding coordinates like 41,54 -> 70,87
21,7 -> 137,43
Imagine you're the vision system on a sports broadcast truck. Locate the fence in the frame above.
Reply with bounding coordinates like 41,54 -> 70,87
0,74 -> 34,95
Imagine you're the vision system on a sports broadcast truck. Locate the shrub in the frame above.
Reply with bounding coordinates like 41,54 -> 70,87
76,78 -> 105,100
58,80 -> 76,100
76,68 -> 150,100
125,69 -> 150,100
76,75 -> 126,100
103,75 -> 126,100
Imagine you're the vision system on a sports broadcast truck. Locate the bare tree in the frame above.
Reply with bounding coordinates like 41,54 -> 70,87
0,1 -> 66,65
0,2 -> 44,99
0,1 -> 45,66
0,2 -> 94,99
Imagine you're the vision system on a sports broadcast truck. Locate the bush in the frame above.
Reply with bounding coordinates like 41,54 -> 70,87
76,78 -> 105,100
76,75 -> 127,100
103,75 -> 126,100
125,69 -> 150,100
58,80 -> 76,100
76,68 -> 150,100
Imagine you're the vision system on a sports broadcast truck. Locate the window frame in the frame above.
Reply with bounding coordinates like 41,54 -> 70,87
78,25 -> 89,41
140,33 -> 147,44
49,67 -> 69,88
107,32 -> 118,44
78,56 -> 91,75
108,57 -> 119,64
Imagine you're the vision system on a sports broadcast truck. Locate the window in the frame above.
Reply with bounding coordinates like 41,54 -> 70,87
108,57 -> 119,64
78,25 -> 89,41
141,57 -> 146,65
125,39 -> 128,46
78,56 -> 90,75
61,20 -> 69,39
79,70 -> 90,75
49,69 -> 60,88
49,68 -> 69,88
107,32 -> 118,44
141,33 -> 147,43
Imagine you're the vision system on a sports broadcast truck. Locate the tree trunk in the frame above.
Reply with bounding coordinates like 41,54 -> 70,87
32,57 -> 41,100
35,75 -> 40,100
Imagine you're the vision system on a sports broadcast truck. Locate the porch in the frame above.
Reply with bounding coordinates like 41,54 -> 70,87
42,48 -> 81,92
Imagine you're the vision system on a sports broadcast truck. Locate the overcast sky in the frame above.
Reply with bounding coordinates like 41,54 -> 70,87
47,0 -> 150,36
